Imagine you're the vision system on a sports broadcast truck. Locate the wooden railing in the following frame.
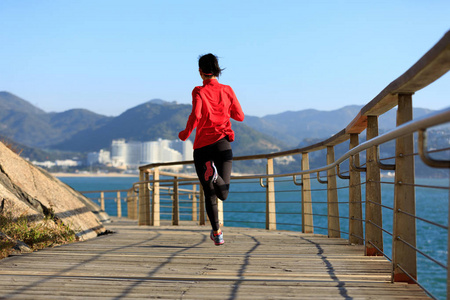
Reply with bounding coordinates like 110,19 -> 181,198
82,30 -> 450,299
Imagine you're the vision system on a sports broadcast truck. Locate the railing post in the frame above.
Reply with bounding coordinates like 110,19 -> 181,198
327,146 -> 340,238
100,192 -> 105,211
152,168 -> 160,226
218,197 -> 224,227
127,189 -> 137,220
172,176 -> 179,225
192,184 -> 197,221
365,116 -> 383,255
266,157 -> 276,230
349,133 -> 363,245
132,189 -> 138,220
199,185 -> 206,225
301,152 -> 313,233
138,170 -> 150,225
392,93 -> 417,283
116,191 -> 122,218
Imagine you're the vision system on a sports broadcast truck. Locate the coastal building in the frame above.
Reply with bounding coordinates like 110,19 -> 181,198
87,149 -> 111,166
107,138 -> 193,169
111,139 -> 127,167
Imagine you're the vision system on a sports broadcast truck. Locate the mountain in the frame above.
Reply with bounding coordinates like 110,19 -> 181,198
244,105 -> 436,147
51,100 -> 285,155
0,92 -> 285,156
0,91 -> 442,159
0,91 -> 46,115
0,92 -> 112,148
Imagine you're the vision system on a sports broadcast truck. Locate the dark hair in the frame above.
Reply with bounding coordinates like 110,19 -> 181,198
198,53 -> 224,77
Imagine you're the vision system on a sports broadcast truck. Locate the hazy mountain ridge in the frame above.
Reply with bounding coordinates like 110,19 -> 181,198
0,91 -> 442,157
244,105 -> 437,147
0,92 -> 284,155
0,92 -> 113,148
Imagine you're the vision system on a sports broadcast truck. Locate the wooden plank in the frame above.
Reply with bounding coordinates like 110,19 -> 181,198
0,217 -> 429,299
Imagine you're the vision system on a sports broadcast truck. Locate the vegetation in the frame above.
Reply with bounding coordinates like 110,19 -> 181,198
0,212 -> 77,260
0,137 -> 23,156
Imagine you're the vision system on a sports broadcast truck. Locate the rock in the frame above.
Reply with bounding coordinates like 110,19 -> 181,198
0,231 -> 32,253
0,142 -> 108,240
12,240 -> 33,253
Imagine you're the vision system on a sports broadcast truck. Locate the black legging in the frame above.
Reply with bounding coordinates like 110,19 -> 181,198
194,137 -> 233,231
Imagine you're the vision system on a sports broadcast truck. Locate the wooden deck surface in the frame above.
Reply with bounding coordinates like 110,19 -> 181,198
0,218 -> 428,299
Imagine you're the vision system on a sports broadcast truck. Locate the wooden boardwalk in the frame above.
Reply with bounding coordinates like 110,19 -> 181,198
0,218 -> 428,299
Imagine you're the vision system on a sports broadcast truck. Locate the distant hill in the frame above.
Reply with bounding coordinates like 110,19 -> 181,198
244,105 -> 436,147
0,91 -> 441,158
0,91 -> 46,115
0,92 -> 112,148
51,100 -> 284,155
0,91 -> 285,156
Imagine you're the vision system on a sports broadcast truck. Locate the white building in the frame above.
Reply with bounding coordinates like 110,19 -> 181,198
170,139 -> 194,161
111,139 -> 127,167
109,138 -> 193,169
141,141 -> 159,165
87,149 -> 111,166
125,141 -> 142,168
98,150 -> 111,164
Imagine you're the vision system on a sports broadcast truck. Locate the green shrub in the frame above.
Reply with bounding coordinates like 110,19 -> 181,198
0,212 -> 77,259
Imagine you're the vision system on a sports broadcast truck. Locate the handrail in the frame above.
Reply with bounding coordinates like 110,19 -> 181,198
138,108 -> 450,179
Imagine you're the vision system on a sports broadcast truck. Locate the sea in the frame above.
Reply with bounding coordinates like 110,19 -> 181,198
59,175 -> 449,299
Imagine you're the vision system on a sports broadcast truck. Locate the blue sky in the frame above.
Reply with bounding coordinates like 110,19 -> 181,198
1,1 -> 449,117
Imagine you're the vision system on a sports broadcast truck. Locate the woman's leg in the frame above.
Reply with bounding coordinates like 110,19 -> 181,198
193,138 -> 233,231
212,138 -> 233,201
194,147 -> 220,232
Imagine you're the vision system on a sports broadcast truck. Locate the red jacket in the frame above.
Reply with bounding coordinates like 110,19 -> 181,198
179,79 -> 245,149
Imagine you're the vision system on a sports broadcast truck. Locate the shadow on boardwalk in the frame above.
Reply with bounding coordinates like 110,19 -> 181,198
0,218 -> 428,299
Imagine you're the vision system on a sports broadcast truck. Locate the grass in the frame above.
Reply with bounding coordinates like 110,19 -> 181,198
0,212 -> 77,260
0,138 -> 23,156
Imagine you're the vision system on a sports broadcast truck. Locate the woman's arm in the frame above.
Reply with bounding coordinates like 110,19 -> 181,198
179,89 -> 202,140
229,88 -> 244,122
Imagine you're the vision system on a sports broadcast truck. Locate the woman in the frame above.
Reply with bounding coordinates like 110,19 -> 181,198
179,53 -> 245,246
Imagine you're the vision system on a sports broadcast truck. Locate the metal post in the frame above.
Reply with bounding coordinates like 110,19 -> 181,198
327,146 -> 340,238
349,133 -> 363,245
392,93 -> 417,283
365,116 -> 383,255
301,152 -> 313,233
266,158 -> 276,230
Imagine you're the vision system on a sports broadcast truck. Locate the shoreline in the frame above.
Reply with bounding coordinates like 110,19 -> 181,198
51,172 -> 139,178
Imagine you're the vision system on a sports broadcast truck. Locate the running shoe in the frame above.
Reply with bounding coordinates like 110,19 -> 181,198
210,230 -> 224,246
204,161 -> 218,183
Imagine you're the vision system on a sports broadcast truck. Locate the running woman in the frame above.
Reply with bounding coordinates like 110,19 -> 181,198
178,53 -> 245,246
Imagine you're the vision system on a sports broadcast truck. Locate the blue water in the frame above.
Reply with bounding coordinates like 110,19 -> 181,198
60,176 -> 449,299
